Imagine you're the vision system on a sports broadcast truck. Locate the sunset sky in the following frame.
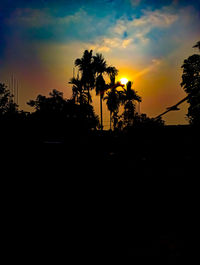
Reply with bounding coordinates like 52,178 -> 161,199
0,0 -> 200,127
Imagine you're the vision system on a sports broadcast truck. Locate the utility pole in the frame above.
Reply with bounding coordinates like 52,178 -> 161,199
8,75 -> 19,105
100,93 -> 103,130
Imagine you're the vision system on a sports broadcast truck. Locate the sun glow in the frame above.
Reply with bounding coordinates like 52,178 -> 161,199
120,77 -> 128,85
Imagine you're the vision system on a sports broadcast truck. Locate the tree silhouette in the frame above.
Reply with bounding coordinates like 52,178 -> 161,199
106,66 -> 119,86
193,41 -> 200,50
93,53 -> 108,130
93,53 -> 118,130
73,50 -> 119,130
0,82 -> 18,118
181,41 -> 200,125
69,77 -> 91,105
120,81 -> 141,127
104,82 -> 123,130
27,89 -> 66,114
134,113 -> 164,128
74,50 -> 95,105
27,89 -> 99,134
95,73 -> 107,130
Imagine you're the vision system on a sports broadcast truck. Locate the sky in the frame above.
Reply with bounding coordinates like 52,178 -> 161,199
0,0 -> 200,127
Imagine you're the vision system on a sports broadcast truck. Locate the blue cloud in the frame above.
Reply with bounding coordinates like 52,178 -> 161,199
1,0 -> 200,66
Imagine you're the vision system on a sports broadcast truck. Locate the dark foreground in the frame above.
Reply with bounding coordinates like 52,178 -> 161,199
1,124 -> 199,263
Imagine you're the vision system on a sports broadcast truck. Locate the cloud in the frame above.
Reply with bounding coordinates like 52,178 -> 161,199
88,37 -> 134,52
132,9 -> 178,27
7,8 -> 52,27
134,58 -> 161,78
122,38 -> 133,48
113,8 -> 178,44
8,7 -> 89,28
130,0 -> 142,6
87,7 -> 178,53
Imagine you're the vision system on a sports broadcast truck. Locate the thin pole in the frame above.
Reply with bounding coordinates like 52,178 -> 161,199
14,77 -> 16,103
16,80 -> 19,105
100,94 -> 103,130
8,78 -> 11,95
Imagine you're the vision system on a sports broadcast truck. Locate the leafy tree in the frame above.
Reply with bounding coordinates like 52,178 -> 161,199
133,113 -> 164,128
181,41 -> 200,125
0,82 -> 18,118
27,89 -> 99,132
27,89 -> 66,116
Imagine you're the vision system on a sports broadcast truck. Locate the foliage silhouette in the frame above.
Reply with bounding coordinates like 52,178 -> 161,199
74,50 -> 118,130
133,113 -> 164,128
93,53 -> 118,130
69,77 -> 91,105
181,41 -> 200,125
104,82 -> 123,130
27,89 -> 99,137
74,50 -> 95,104
119,81 -> 141,128
0,82 -> 18,119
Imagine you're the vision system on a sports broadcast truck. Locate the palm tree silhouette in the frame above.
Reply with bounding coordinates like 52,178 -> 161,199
74,50 -> 95,104
93,53 -> 107,130
93,53 -> 118,130
73,50 -> 118,130
120,81 -> 141,127
69,77 -> 91,105
104,82 -> 123,130
95,74 -> 107,130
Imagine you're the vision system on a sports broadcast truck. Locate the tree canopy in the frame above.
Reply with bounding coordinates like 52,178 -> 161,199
181,41 -> 200,125
0,83 -> 18,118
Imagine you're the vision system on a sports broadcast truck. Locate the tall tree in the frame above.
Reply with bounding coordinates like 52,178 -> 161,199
74,50 -> 95,104
73,50 -> 118,130
69,77 -> 91,105
93,53 -> 118,130
120,81 -> 141,127
93,53 -> 107,130
181,41 -> 200,125
95,74 -> 107,130
104,82 -> 123,130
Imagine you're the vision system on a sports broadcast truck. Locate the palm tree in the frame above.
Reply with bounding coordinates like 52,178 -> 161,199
93,53 -> 119,130
120,81 -> 141,127
95,74 -> 107,130
106,66 -> 119,86
104,83 -> 121,130
74,50 -> 95,104
73,50 -> 118,130
93,53 -> 108,130
69,77 -> 91,105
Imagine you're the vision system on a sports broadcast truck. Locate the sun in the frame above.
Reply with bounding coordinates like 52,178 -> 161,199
120,77 -> 128,85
